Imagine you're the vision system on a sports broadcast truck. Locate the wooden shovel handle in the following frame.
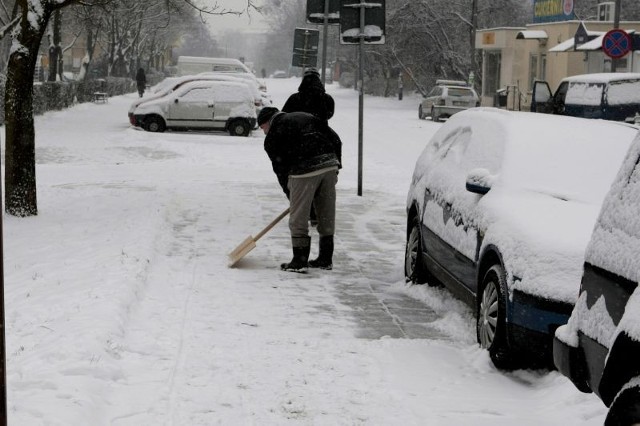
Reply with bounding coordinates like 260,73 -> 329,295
254,207 -> 290,241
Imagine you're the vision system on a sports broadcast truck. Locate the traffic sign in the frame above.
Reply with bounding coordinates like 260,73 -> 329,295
292,28 -> 319,68
307,0 -> 340,24
602,29 -> 632,59
339,0 -> 385,45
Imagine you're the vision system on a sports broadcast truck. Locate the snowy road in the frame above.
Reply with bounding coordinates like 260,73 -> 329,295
1,77 -> 608,424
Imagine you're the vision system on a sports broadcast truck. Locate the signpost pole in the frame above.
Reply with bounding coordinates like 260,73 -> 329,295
321,0 -> 330,85
357,0 -> 365,196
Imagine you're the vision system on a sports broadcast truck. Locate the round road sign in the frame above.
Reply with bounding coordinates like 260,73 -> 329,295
602,29 -> 632,59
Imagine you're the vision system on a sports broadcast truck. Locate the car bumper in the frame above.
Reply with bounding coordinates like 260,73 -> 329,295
432,106 -> 471,117
553,334 -> 591,392
508,289 -> 574,365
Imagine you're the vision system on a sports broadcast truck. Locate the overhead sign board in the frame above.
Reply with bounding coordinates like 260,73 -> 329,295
533,0 -> 575,23
292,28 -> 319,68
307,0 -> 340,24
602,29 -> 632,59
339,0 -> 385,45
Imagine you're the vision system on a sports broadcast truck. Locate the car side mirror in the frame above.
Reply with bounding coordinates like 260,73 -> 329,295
465,168 -> 495,195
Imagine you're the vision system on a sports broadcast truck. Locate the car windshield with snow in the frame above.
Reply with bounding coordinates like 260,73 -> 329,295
531,72 -> 640,123
554,131 -> 640,424
405,107 -> 638,369
132,80 -> 257,137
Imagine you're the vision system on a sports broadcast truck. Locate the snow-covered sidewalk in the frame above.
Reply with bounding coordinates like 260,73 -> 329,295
1,78 -> 606,424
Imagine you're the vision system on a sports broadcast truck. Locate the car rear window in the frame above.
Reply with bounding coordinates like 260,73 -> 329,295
447,88 -> 474,97
586,137 -> 640,284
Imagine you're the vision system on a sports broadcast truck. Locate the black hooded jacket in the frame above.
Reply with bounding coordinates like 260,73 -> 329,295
282,73 -> 335,121
264,111 -> 342,196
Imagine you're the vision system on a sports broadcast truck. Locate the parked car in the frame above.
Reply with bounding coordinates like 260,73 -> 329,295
405,108 -> 637,369
418,80 -> 479,122
270,70 -> 288,79
129,74 -> 264,126
531,73 -> 640,123
553,131 -> 640,424
132,80 -> 257,136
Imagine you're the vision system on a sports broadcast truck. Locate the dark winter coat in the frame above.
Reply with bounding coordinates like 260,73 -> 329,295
264,111 -> 342,196
282,73 -> 335,121
135,68 -> 146,88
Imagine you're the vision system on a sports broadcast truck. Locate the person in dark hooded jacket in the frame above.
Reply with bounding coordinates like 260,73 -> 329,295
282,68 -> 336,227
135,67 -> 146,98
258,106 -> 342,273
282,68 -> 334,121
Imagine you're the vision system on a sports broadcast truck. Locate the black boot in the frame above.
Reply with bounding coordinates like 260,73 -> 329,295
309,235 -> 333,270
281,237 -> 311,273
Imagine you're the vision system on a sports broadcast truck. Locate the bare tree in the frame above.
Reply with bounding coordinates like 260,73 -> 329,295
1,0 -> 258,217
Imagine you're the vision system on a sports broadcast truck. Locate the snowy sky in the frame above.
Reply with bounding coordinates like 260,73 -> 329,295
0,76 -> 617,424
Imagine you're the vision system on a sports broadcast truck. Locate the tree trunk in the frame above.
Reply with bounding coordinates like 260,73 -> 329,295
4,8 -> 51,216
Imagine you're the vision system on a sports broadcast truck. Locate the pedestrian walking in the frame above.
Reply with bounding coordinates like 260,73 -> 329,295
135,68 -> 146,98
258,106 -> 342,273
282,68 -> 334,121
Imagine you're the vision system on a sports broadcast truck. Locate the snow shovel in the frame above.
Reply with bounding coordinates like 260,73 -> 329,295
227,207 -> 290,267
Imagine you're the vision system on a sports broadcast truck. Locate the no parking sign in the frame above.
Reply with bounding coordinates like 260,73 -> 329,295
602,29 -> 632,59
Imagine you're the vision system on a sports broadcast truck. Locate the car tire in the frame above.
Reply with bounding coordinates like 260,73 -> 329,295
431,107 -> 440,122
404,215 -> 431,284
477,264 -> 517,370
418,105 -> 425,120
228,119 -> 251,137
605,385 -> 640,426
145,115 -> 166,133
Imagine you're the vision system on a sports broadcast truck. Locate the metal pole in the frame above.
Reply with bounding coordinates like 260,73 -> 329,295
357,0 -> 365,196
321,0 -> 330,85
0,134 -> 6,426
612,0 -> 622,72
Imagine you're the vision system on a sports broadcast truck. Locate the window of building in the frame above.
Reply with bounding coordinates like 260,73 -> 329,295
483,51 -> 501,97
529,54 -> 539,91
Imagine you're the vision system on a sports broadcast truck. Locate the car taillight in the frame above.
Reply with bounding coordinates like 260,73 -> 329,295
129,113 -> 136,126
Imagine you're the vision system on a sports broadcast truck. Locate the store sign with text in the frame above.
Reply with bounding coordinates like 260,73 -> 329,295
533,0 -> 574,23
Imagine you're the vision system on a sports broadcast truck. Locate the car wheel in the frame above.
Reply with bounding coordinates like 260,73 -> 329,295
478,264 -> 517,369
145,115 -> 166,133
431,107 -> 440,122
418,105 -> 425,120
228,119 -> 251,137
404,215 -> 431,284
606,385 -> 640,426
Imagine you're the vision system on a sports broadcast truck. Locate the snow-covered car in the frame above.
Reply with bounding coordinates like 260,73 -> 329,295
553,132 -> 640,424
129,74 -> 264,126
418,80 -> 480,122
132,80 -> 257,136
531,72 -> 640,122
404,108 -> 638,369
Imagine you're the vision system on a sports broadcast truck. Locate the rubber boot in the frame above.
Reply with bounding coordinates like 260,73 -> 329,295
281,236 -> 311,273
309,235 -> 333,270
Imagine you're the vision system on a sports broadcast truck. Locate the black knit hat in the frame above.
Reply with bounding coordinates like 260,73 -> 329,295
257,107 -> 279,126
304,68 -> 320,77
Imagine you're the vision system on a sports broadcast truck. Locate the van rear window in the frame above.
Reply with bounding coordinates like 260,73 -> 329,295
607,80 -> 640,105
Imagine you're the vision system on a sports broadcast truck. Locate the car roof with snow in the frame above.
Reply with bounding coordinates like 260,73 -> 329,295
562,72 -> 640,84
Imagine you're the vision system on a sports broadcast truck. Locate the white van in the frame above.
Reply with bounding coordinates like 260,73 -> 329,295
176,56 -> 251,76
132,80 -> 257,136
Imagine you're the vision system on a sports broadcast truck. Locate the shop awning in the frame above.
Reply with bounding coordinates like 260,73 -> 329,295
516,30 -> 548,40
